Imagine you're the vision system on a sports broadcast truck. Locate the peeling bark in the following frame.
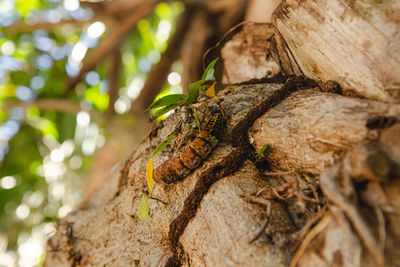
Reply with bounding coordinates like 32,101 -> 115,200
221,24 -> 281,84
272,0 -> 400,102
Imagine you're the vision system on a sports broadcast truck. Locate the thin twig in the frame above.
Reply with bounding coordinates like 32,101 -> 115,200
289,206 -> 327,241
149,196 -> 168,205
271,187 -> 287,200
321,166 -> 384,266
375,207 -> 386,252
242,195 -> 271,207
290,213 -> 332,267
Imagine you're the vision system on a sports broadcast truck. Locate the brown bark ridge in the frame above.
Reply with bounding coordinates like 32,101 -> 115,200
272,0 -> 400,102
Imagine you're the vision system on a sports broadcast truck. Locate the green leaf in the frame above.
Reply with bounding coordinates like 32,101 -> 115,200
193,109 -> 201,130
256,144 -> 272,159
201,58 -> 219,81
146,94 -> 187,110
137,194 -> 151,221
146,157 -> 154,196
152,134 -> 176,157
185,80 -> 210,105
150,103 -> 180,121
186,83 -> 200,104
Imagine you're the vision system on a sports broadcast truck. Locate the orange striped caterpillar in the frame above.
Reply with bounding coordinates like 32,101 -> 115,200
153,106 -> 226,184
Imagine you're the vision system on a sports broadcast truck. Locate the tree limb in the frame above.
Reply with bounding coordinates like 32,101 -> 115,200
4,16 -> 115,33
131,6 -> 195,112
66,0 -> 158,92
3,99 -> 103,122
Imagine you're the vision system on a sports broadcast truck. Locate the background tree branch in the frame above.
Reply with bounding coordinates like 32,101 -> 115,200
66,0 -> 158,92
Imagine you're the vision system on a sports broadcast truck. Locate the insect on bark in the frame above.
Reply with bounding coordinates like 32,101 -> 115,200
153,106 -> 226,184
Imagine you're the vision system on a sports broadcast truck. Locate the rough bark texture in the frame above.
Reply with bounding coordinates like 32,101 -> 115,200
180,161 -> 294,267
45,77 -> 308,266
249,89 -> 400,175
221,24 -> 281,84
45,78 -> 400,266
46,0 -> 400,266
272,0 -> 400,102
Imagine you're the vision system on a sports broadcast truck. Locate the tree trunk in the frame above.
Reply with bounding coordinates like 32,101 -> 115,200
45,1 -> 400,266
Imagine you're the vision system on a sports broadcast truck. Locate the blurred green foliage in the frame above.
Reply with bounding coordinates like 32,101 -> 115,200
0,1 -> 183,266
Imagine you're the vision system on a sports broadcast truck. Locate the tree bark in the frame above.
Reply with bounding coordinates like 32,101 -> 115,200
45,79 -> 400,266
46,1 -> 400,266
272,0 -> 400,102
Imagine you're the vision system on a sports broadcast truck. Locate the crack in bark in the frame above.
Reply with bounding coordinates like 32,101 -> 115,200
231,76 -> 317,147
167,146 -> 247,266
165,76 -> 318,266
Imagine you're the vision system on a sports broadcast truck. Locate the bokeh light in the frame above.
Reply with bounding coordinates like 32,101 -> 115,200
50,46 -> 65,60
1,41 -> 16,56
70,41 -> 87,62
44,9 -> 62,23
69,155 -> 82,169
85,70 -> 100,86
167,72 -> 181,85
114,96 -> 131,114
76,111 -> 90,127
127,77 -> 144,99
35,54 -> 53,70
0,176 -> 16,189
18,237 -> 43,267
27,191 -> 45,208
50,148 -> 65,163
0,55 -> 22,71
15,86 -> 36,102
66,61 -> 81,77
30,76 -> 46,91
156,19 -> 172,42
148,50 -> 161,63
138,58 -> 151,73
58,205 -> 72,218
82,138 -> 96,155
63,0 -> 79,12
87,21 -> 105,39
61,140 -> 75,157
9,107 -> 25,121
34,32 -> 55,53
16,204 -> 30,220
